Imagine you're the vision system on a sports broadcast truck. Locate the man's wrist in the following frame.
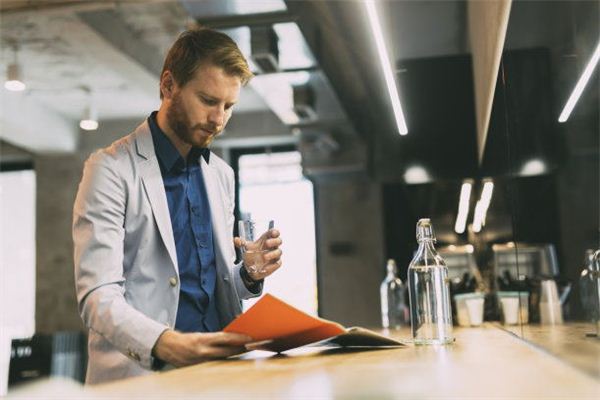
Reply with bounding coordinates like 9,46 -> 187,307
239,266 -> 263,293
152,329 -> 176,367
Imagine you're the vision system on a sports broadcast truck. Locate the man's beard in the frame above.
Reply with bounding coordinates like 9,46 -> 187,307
166,93 -> 219,148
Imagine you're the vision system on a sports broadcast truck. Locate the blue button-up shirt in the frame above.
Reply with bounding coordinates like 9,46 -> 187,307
148,112 -> 220,333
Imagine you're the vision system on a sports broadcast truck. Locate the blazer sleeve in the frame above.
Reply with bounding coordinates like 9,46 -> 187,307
73,152 -> 167,369
223,163 -> 262,300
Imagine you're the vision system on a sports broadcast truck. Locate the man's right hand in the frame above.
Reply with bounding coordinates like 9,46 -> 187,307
152,329 -> 253,367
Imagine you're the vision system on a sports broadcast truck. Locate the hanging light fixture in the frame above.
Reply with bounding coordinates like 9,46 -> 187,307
79,86 -> 98,131
4,44 -> 26,92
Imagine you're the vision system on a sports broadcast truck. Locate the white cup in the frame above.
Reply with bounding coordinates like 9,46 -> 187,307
455,298 -> 470,327
539,280 -> 563,325
497,291 -> 529,325
454,293 -> 485,327
466,298 -> 485,326
500,297 -> 520,325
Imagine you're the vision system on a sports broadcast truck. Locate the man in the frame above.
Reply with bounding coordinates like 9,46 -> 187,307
73,28 -> 283,384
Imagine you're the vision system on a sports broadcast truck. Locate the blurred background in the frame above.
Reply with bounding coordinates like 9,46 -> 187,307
0,0 -> 598,389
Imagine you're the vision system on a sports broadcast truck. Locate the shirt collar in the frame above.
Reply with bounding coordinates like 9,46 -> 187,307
148,111 -> 210,172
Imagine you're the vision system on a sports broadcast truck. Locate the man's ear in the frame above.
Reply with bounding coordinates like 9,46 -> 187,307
160,70 -> 176,99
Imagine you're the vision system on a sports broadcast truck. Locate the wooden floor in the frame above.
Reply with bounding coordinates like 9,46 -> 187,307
9,324 -> 600,399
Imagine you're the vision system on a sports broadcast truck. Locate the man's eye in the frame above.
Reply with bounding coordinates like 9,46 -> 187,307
201,97 -> 217,105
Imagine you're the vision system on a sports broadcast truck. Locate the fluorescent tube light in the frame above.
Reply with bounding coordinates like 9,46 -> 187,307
454,181 -> 472,234
481,181 -> 494,205
480,181 -> 494,227
558,41 -> 600,123
364,0 -> 408,135
472,200 -> 484,233
472,180 -> 494,233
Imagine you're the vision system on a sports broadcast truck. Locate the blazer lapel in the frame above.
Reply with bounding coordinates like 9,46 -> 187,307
201,158 -> 229,275
134,123 -> 178,273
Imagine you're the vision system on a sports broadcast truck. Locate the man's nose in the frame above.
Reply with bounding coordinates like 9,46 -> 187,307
207,107 -> 225,128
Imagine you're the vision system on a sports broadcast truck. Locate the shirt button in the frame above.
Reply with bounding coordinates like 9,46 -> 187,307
169,277 -> 177,287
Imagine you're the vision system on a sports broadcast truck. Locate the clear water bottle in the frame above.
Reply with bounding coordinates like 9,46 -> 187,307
408,219 -> 454,344
579,249 -> 599,322
380,259 -> 409,329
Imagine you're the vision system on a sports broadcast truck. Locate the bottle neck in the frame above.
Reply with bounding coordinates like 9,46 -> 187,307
416,238 -> 437,253
411,238 -> 442,267
386,264 -> 398,278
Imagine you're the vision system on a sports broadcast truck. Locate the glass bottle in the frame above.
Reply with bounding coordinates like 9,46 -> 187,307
408,219 -> 454,344
580,249 -> 600,332
380,259 -> 409,329
579,249 -> 598,322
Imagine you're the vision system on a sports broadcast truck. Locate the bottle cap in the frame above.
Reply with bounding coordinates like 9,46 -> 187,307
387,259 -> 397,273
584,249 -> 595,267
592,250 -> 600,272
416,218 -> 436,242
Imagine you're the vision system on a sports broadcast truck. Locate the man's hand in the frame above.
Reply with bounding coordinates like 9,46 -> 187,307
152,329 -> 253,367
234,229 -> 283,281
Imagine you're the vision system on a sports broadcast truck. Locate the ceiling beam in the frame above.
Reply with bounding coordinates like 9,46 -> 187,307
468,0 -> 513,163
76,9 -> 164,78
0,92 -> 77,153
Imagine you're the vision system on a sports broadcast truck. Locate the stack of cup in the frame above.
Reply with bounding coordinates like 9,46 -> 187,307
497,291 -> 529,325
454,293 -> 485,327
539,279 -> 563,325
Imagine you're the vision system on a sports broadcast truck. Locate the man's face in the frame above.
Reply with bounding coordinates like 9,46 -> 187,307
164,64 -> 241,148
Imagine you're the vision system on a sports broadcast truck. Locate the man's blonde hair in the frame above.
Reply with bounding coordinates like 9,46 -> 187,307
160,28 -> 254,98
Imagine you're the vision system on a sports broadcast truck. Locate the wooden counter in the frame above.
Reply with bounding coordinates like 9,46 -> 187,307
9,324 -> 600,399
499,322 -> 600,379
93,324 -> 600,398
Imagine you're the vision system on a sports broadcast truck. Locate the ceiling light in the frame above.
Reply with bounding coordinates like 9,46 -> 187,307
454,180 -> 472,234
520,158 -> 546,176
79,87 -> 98,131
4,45 -> 26,92
364,0 -> 408,135
80,115 -> 98,131
403,165 -> 430,184
558,40 -> 600,123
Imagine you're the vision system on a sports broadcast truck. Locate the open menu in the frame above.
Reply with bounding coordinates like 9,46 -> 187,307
223,294 -> 405,353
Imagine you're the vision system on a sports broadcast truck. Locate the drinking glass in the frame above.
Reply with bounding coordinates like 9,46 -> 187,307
238,219 -> 274,274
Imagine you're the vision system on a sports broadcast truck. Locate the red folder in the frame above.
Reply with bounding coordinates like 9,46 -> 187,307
223,294 -> 404,353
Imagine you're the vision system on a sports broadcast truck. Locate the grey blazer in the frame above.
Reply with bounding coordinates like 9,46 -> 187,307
73,121 -> 259,384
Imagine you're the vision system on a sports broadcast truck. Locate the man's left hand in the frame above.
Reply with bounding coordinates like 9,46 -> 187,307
234,229 -> 282,281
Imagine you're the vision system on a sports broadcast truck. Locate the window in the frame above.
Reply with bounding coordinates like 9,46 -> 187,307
237,151 -> 318,315
0,169 -> 36,339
